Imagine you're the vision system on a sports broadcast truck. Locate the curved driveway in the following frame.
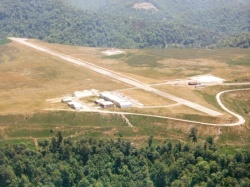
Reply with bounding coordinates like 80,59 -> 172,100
215,88 -> 249,126
44,88 -> 249,126
88,88 -> 249,126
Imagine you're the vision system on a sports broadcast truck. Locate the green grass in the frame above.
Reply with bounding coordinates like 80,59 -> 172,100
226,59 -> 250,66
25,112 -> 127,127
0,88 -> 249,147
0,111 -> 128,140
181,114 -> 218,123
216,146 -> 248,157
146,48 -> 250,62
0,38 -> 11,45
102,53 -> 126,59
125,54 -> 163,67
195,90 -> 220,110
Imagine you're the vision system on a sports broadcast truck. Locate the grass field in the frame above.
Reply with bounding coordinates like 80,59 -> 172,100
0,107 -> 249,149
0,38 -> 10,46
0,39 -> 249,149
31,40 -> 250,83
0,42 -> 130,114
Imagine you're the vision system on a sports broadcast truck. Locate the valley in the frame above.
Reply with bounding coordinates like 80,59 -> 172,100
0,1 -> 249,186
0,39 -> 249,148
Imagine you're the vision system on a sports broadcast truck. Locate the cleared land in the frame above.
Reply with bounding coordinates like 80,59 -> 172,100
0,39 -> 249,149
0,41 -> 130,114
29,40 -> 250,83
8,38 -> 223,116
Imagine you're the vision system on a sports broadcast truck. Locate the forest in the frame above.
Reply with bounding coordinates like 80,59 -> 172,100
0,131 -> 249,187
0,0 -> 249,48
66,0 -> 249,35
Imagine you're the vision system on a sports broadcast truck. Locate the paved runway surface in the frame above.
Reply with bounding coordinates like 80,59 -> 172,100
10,37 -> 223,116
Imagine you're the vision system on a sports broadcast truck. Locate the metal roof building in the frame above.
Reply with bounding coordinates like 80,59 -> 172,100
67,101 -> 83,111
99,92 -> 132,108
100,101 -> 114,109
95,99 -> 105,105
61,97 -> 73,103
117,101 -> 132,108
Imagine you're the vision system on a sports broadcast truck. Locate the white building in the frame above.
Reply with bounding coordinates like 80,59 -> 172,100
61,97 -> 73,103
67,101 -> 83,110
99,92 -> 132,108
95,99 -> 105,105
100,101 -> 114,109
190,75 -> 225,84
117,101 -> 132,108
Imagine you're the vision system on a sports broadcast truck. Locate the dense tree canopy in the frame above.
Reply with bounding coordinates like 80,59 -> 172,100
66,0 -> 249,35
0,132 -> 249,186
0,0 -> 249,48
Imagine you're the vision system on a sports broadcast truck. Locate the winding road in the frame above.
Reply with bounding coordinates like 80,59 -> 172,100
83,88 -> 249,126
215,88 -> 249,126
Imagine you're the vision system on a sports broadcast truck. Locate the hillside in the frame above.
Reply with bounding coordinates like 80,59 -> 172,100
66,0 -> 250,34
0,0 -> 249,48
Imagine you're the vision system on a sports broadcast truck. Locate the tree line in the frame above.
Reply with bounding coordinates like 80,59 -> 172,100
0,0 -> 248,49
0,131 -> 249,187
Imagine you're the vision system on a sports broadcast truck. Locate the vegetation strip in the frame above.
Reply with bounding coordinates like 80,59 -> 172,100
0,133 -> 249,186
58,88 -> 249,127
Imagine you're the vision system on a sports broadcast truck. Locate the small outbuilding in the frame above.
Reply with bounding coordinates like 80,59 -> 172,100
61,97 -> 73,103
99,92 -> 132,108
117,101 -> 132,108
100,101 -> 114,109
95,99 -> 105,105
67,101 -> 83,110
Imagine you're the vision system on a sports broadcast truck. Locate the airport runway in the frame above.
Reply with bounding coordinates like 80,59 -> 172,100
9,37 -> 222,116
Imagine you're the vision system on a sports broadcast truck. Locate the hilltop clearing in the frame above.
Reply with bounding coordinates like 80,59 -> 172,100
0,40 -> 249,148
0,0 -> 249,48
133,2 -> 158,10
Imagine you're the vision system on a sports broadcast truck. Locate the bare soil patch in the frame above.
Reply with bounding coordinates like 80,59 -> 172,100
133,2 -> 158,10
101,49 -> 125,56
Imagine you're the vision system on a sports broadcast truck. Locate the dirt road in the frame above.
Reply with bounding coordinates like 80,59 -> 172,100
81,87 -> 250,126
9,37 -> 222,116
216,88 -> 249,126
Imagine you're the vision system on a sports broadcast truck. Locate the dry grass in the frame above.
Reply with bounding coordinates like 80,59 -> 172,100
120,88 -> 175,106
153,85 -> 221,111
30,40 -> 250,84
0,42 -> 129,114
0,40 -> 249,148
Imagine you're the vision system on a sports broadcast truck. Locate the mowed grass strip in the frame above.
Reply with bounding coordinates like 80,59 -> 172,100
0,111 -> 128,140
0,111 -> 127,127
0,109 -> 249,147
